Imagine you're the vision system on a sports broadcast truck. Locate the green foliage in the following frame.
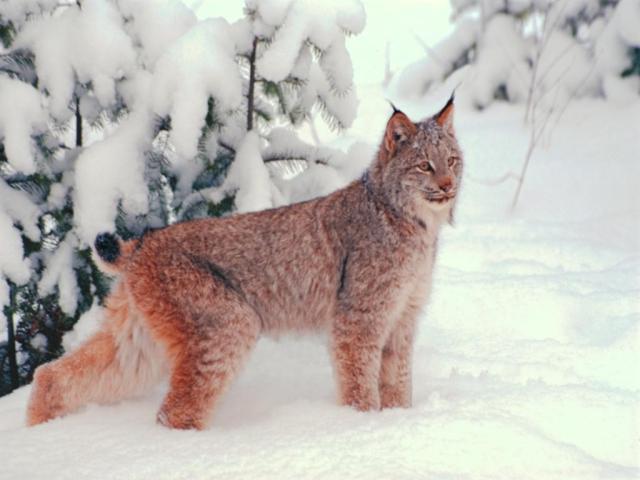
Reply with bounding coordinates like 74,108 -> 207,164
0,0 -> 346,397
0,18 -> 14,48
622,47 -> 640,78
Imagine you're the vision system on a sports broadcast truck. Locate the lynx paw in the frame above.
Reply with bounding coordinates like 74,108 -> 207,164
26,365 -> 65,426
340,391 -> 381,412
379,384 -> 411,410
156,404 -> 205,430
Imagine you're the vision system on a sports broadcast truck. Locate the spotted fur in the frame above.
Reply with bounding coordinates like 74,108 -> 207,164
27,98 -> 463,429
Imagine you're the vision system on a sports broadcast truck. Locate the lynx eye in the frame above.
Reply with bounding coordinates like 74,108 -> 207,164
447,156 -> 458,167
417,161 -> 433,173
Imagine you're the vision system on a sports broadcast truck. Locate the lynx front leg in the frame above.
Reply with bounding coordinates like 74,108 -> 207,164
331,316 -> 385,411
379,307 -> 418,409
156,300 -> 260,430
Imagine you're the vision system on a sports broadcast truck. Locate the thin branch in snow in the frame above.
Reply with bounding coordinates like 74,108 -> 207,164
511,103 -> 556,211
466,171 -> 520,186
218,140 -> 236,154
414,34 -> 447,68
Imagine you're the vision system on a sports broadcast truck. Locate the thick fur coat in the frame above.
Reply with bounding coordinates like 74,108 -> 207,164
27,98 -> 463,429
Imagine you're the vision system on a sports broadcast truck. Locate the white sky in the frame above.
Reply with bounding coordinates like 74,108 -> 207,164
185,0 -> 453,85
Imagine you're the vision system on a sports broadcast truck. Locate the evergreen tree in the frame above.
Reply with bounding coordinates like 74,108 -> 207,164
0,0 -> 365,396
394,0 -> 640,107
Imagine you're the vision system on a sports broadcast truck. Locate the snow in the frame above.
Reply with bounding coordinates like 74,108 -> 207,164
595,0 -> 640,100
74,112 -> 152,244
224,131 -> 273,213
1,0 -> 639,477
390,17 -> 478,99
304,62 -> 359,130
117,0 -> 198,68
603,74 -> 640,102
0,77 -> 46,174
0,178 -> 39,310
2,92 -> 639,479
394,0 -> 640,107
535,29 -> 597,106
467,15 -> 531,107
14,0 -> 137,120
253,0 -> 365,84
0,208 -> 31,297
150,18 -> 242,162
0,0 -> 57,25
0,178 -> 41,241
250,0 -> 364,130
38,236 -> 79,316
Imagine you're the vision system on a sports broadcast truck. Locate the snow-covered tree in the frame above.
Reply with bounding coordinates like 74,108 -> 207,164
393,0 -> 640,108
0,0 -> 366,395
0,0 -> 117,394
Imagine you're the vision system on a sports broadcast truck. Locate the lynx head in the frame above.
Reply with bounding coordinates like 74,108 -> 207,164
371,95 -> 463,225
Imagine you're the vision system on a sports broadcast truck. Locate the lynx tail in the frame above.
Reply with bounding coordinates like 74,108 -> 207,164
94,232 -> 135,274
95,232 -> 121,263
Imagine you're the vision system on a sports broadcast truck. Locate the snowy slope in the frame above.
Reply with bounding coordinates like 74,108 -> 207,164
1,93 -> 638,479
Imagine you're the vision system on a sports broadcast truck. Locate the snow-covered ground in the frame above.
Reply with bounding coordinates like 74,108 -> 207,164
1,90 -> 638,479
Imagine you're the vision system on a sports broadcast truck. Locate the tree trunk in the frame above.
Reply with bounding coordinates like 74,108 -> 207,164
75,95 -> 83,147
5,282 -> 19,392
247,37 -> 258,132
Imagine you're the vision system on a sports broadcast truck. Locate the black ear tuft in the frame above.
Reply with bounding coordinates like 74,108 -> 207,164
435,92 -> 455,131
95,232 -> 120,263
387,100 -> 402,115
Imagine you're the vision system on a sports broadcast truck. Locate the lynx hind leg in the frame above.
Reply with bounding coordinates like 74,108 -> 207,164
379,309 -> 418,409
27,284 -> 165,426
155,289 -> 261,430
27,329 -> 117,426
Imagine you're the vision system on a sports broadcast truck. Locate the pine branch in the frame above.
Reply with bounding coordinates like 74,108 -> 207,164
263,152 -> 328,165
219,139 -> 327,165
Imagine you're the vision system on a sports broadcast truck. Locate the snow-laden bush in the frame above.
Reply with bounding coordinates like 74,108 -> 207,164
393,0 -> 640,108
0,0 -> 366,395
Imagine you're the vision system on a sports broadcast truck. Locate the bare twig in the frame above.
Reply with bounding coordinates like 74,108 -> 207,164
465,171 -> 520,185
414,34 -> 446,67
524,0 -> 571,123
511,103 -> 555,211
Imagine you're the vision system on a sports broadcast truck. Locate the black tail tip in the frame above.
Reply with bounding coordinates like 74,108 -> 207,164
95,232 -> 120,263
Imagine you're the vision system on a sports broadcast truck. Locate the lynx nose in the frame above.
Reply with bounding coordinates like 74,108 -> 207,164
438,177 -> 453,193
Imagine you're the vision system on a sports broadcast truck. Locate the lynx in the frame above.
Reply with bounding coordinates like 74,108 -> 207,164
26,96 -> 462,430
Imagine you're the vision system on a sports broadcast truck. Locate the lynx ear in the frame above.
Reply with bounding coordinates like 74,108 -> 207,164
435,93 -> 455,133
383,109 -> 417,156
